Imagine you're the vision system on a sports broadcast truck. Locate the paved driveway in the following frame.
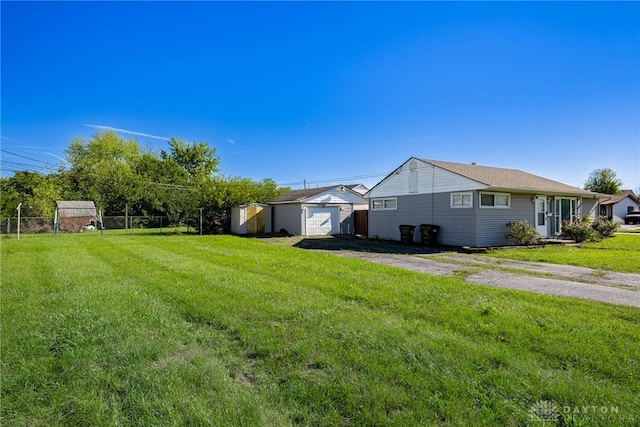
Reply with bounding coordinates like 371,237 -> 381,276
261,235 -> 640,308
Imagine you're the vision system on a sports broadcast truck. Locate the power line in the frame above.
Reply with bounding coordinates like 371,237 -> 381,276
1,146 -> 387,190
278,172 -> 388,188
0,160 -> 53,171
0,148 -> 60,166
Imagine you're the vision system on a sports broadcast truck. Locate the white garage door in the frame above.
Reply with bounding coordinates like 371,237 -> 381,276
305,208 -> 339,235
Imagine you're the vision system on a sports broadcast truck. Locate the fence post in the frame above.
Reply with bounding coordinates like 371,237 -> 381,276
199,208 -> 203,236
7,218 -> 10,235
17,203 -> 22,240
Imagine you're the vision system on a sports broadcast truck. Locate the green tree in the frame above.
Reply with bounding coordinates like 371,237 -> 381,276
0,177 -> 22,217
583,168 -> 623,195
162,138 -> 220,181
2,131 -> 288,233
0,171 -> 62,217
198,177 -> 289,234
132,151 -> 199,224
64,131 -> 143,214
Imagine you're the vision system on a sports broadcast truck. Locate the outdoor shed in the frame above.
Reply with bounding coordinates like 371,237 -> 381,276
366,158 -> 607,247
55,201 -> 102,234
231,203 -> 272,234
270,184 -> 368,236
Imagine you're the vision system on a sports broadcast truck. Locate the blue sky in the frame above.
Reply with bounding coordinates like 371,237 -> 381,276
2,1 -> 639,191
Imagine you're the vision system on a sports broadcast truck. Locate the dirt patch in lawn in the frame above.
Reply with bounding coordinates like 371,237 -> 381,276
254,234 -> 451,255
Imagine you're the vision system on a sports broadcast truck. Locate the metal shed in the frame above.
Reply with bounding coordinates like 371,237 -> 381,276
54,201 -> 103,235
230,203 -> 272,235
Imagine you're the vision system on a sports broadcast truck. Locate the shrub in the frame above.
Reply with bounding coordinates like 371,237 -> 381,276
591,216 -> 619,238
561,217 -> 599,243
506,220 -> 543,245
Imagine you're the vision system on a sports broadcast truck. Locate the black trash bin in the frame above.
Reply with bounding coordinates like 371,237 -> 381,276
399,224 -> 416,244
419,224 -> 440,246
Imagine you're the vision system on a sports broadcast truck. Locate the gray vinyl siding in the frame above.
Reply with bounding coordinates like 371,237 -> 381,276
368,194 -> 428,242
369,192 -> 542,247
581,198 -> 599,219
338,204 -> 354,234
272,203 -> 357,236
430,193 -> 477,246
475,193 -> 534,247
272,204 -> 302,235
368,193 -> 477,246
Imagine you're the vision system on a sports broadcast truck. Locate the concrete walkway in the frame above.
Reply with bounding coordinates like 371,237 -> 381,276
262,235 -> 640,308
336,251 -> 640,308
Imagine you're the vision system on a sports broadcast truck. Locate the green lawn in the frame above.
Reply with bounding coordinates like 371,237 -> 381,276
483,234 -> 640,273
2,234 -> 639,426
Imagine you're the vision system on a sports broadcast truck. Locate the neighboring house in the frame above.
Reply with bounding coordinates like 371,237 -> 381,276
270,184 -> 368,235
599,190 -> 639,223
366,158 -> 606,247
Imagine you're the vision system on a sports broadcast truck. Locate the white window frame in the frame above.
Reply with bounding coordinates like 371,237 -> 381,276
450,192 -> 473,208
371,197 -> 397,210
479,192 -> 511,209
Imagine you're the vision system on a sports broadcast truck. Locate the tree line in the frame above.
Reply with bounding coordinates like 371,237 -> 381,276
2,131 -> 632,233
1,131 -> 288,233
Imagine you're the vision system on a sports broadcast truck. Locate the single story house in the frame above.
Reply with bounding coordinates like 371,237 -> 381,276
599,190 -> 639,224
366,158 -> 606,247
270,184 -> 368,235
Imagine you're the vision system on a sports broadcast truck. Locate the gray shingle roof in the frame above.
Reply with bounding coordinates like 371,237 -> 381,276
56,201 -> 96,209
271,184 -> 363,203
56,201 -> 97,217
599,190 -> 638,205
419,159 -> 599,196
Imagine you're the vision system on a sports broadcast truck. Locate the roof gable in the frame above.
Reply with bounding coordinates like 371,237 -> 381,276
421,159 -> 596,195
57,201 -> 96,209
56,201 -> 97,218
271,184 -> 368,204
368,157 -> 603,198
600,190 -> 639,205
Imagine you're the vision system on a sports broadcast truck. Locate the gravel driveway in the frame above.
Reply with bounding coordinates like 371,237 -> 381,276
261,235 -> 640,308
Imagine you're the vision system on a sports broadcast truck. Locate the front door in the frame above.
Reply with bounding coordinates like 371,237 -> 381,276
535,196 -> 547,237
554,198 -> 577,235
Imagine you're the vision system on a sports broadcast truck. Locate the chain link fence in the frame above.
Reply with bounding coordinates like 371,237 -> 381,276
1,216 -> 200,235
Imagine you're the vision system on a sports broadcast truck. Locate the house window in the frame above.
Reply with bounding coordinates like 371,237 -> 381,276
450,192 -> 472,208
372,198 -> 397,210
480,192 -> 510,208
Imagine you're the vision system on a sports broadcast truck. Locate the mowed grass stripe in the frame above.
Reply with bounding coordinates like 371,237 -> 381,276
82,237 -> 640,422
2,234 -> 639,426
1,235 -> 291,426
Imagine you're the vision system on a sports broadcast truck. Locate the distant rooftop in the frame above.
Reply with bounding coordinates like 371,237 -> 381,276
271,184 -> 366,203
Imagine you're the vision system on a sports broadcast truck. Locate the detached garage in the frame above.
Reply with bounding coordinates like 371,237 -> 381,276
270,184 -> 368,236
306,207 -> 339,235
